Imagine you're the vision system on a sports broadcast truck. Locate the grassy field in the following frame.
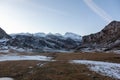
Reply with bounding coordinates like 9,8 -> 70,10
0,52 -> 120,80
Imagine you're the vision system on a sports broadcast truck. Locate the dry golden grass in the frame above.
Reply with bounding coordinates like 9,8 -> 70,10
0,61 -> 114,80
53,52 -> 120,63
0,52 -> 119,80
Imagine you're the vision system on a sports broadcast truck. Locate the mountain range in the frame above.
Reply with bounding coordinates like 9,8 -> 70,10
0,28 -> 82,52
0,20 -> 120,53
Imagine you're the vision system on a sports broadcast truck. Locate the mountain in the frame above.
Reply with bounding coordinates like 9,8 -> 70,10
11,32 -> 82,40
80,21 -> 120,51
0,29 -> 82,52
2,21 -> 120,53
64,32 -> 82,41
0,27 -> 11,39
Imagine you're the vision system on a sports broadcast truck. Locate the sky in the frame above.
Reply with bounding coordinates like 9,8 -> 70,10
0,0 -> 120,36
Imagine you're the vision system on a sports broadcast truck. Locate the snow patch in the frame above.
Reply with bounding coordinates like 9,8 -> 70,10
10,47 -> 32,52
0,50 -> 9,53
37,63 -> 46,67
43,49 -> 74,53
71,60 -> 120,79
80,48 -> 106,53
0,39 -> 9,43
0,46 -> 33,53
106,50 -> 120,54
0,77 -> 14,80
0,55 -> 52,61
11,47 -> 25,52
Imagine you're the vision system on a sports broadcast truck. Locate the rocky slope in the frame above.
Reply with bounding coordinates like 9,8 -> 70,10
81,21 -> 120,51
0,27 -> 11,39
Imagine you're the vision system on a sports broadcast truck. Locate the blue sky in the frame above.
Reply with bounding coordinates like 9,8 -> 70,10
0,0 -> 120,36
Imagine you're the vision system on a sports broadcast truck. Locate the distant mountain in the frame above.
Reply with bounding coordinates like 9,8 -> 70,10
9,32 -> 81,48
10,32 -> 82,41
0,28 -> 82,52
79,21 -> 120,52
64,32 -> 82,41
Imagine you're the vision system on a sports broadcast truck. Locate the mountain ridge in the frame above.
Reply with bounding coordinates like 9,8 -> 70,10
80,21 -> 120,52
0,27 -> 11,39
0,30 -> 82,52
10,32 -> 82,40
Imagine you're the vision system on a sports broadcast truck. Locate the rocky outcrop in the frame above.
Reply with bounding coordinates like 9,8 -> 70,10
82,21 -> 120,51
0,27 -> 11,39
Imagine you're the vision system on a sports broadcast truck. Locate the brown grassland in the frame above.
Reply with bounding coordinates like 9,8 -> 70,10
0,52 -> 120,80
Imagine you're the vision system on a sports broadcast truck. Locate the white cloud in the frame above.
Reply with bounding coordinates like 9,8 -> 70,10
83,0 -> 113,22
26,1 -> 68,16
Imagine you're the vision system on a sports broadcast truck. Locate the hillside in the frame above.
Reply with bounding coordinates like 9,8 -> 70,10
0,27 -> 11,39
78,21 -> 120,52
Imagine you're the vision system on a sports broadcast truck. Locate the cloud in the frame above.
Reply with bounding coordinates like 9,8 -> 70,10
24,1 -> 68,16
83,0 -> 113,22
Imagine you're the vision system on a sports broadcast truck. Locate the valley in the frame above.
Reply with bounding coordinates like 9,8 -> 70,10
0,0 -> 120,79
0,21 -> 120,80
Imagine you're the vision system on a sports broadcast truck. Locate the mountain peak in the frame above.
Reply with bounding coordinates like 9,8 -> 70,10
83,21 -> 120,42
64,32 -> 82,40
0,27 -> 11,39
106,21 -> 120,28
109,20 -> 120,24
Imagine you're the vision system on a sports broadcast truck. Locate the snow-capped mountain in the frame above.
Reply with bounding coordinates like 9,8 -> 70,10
33,33 -> 46,37
0,29 -> 82,52
64,32 -> 82,41
10,32 -> 82,41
